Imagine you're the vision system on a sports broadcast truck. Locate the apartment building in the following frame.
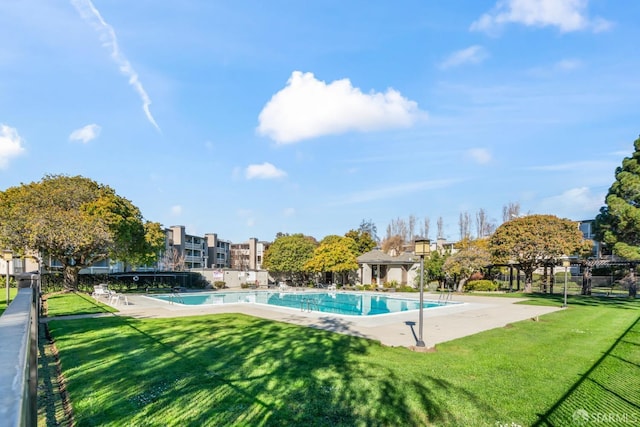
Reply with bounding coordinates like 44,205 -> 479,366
205,233 -> 231,269
230,238 -> 271,271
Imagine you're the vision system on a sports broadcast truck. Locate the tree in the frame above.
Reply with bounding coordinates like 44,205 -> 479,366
420,217 -> 430,240
304,235 -> 358,284
475,208 -> 495,238
502,202 -> 521,223
594,136 -> 640,297
443,246 -> 492,292
262,233 -> 317,284
385,217 -> 409,243
358,219 -> 379,243
160,247 -> 186,271
458,211 -> 471,241
489,214 -> 591,293
381,235 -> 404,255
344,229 -> 376,255
414,250 -> 448,289
137,221 -> 166,268
0,175 -> 156,290
437,216 -> 444,239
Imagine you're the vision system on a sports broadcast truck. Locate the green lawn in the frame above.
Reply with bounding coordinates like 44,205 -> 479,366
42,294 -> 640,426
0,287 -> 18,316
44,291 -> 116,317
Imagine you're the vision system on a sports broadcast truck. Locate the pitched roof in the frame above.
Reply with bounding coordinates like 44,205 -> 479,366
357,249 -> 418,265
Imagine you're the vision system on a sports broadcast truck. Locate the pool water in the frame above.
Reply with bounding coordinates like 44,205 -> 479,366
149,291 -> 456,316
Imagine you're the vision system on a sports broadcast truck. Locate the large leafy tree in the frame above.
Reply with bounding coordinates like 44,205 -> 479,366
304,235 -> 359,284
262,233 -> 317,284
344,229 -> 376,255
594,136 -> 640,297
0,175 -> 161,290
489,214 -> 591,293
595,136 -> 640,260
443,246 -> 492,292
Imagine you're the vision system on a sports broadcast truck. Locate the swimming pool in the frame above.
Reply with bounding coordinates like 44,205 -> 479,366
148,291 -> 458,316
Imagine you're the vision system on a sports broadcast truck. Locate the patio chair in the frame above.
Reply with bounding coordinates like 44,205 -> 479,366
108,290 -> 129,306
278,283 -> 290,292
92,284 -> 110,299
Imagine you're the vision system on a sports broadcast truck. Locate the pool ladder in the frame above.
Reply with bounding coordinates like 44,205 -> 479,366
169,290 -> 184,304
438,289 -> 453,304
300,297 -> 319,312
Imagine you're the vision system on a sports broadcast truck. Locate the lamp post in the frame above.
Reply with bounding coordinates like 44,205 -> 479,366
414,239 -> 431,347
562,259 -> 570,308
3,250 -> 13,305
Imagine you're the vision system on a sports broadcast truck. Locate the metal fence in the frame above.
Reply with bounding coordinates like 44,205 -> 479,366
491,272 -> 634,295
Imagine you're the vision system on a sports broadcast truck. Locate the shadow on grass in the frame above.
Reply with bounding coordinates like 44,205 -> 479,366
47,314 -> 493,426
533,316 -> 640,426
45,291 -> 115,317
38,323 -> 72,426
517,293 -> 640,310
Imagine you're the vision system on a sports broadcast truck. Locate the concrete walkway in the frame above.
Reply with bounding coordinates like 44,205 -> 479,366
86,291 -> 563,349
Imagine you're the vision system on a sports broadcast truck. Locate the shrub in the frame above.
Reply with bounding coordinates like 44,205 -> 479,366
465,280 -> 498,292
397,285 -> 418,293
214,281 -> 226,289
384,280 -> 399,289
469,272 -> 484,281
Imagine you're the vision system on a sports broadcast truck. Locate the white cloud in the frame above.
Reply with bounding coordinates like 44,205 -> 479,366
170,205 -> 182,216
283,207 -> 296,217
69,123 -> 101,143
537,187 -> 604,218
466,148 -> 492,164
332,179 -> 461,206
440,46 -> 488,69
245,162 -> 287,180
71,0 -> 160,131
470,0 -> 612,34
0,124 -> 26,169
555,58 -> 582,71
527,160 -> 616,172
527,58 -> 582,78
257,71 -> 425,144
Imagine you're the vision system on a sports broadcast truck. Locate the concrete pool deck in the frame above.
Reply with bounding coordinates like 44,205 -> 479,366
104,291 -> 562,349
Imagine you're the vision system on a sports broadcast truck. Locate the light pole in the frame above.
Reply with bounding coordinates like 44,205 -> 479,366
562,259 -> 570,308
3,250 -> 13,305
414,239 -> 431,347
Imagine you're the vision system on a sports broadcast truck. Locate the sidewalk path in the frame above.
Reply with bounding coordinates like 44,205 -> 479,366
64,292 -> 561,349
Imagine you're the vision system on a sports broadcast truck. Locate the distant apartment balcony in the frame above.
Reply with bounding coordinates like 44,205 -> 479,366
185,242 -> 204,250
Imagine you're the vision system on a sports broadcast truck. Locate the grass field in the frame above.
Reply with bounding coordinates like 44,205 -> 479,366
44,291 -> 116,317
0,287 -> 18,316
41,293 -> 640,426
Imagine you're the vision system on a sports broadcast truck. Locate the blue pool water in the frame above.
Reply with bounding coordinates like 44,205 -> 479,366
149,291 -> 456,316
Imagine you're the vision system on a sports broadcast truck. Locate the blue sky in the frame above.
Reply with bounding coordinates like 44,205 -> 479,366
1,0 -> 638,243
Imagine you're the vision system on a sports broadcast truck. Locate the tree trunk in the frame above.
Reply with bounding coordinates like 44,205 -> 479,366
524,272 -> 533,293
582,266 -> 592,295
629,267 -> 637,298
456,277 -> 467,292
63,265 -> 81,291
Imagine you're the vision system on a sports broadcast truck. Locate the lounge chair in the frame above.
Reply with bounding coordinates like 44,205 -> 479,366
92,284 -> 110,299
107,290 -> 129,306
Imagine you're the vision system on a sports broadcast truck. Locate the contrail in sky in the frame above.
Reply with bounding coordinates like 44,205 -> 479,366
71,0 -> 161,132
